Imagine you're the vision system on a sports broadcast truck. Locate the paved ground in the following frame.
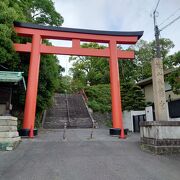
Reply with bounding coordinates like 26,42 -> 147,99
0,129 -> 180,180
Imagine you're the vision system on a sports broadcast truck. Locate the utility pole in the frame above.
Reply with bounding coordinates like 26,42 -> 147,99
154,25 -> 161,58
140,0 -> 180,155
153,7 -> 161,58
151,0 -> 169,121
153,4 -> 180,58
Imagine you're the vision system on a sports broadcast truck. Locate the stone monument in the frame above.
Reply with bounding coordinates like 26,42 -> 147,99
140,8 -> 180,154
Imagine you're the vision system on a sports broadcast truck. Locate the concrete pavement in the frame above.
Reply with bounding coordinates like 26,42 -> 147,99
0,129 -> 180,180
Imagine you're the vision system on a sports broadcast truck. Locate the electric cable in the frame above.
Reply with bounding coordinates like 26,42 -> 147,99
153,0 -> 161,27
159,8 -> 180,27
154,0 -> 161,13
160,14 -> 180,31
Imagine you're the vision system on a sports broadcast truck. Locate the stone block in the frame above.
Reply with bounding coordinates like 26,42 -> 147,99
0,120 -> 17,126
140,121 -> 180,154
0,126 -> 17,132
0,131 -> 19,138
0,136 -> 21,142
0,140 -> 21,151
0,116 -> 21,151
0,116 -> 17,121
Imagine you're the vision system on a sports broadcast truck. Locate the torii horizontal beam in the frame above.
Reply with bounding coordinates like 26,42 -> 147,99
14,22 -> 142,59
14,43 -> 135,58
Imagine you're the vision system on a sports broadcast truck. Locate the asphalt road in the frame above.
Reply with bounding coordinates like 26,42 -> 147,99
0,129 -> 180,180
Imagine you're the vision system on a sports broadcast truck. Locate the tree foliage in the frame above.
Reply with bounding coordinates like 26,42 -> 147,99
69,43 -> 146,112
84,83 -> 146,112
133,38 -> 174,81
0,0 -> 24,69
15,0 -> 64,26
70,39 -> 175,86
121,82 -> 146,111
84,84 -> 111,112
166,51 -> 180,94
69,43 -> 110,86
70,38 -> 177,112
0,0 -> 64,127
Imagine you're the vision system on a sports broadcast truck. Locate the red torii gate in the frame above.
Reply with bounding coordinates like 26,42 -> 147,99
14,22 -> 143,138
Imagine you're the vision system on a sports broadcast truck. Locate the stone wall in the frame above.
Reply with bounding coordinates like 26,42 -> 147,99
92,112 -> 112,128
92,111 -> 146,131
140,121 -> 180,154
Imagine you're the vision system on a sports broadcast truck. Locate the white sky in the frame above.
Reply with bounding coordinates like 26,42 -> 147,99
52,0 -> 180,74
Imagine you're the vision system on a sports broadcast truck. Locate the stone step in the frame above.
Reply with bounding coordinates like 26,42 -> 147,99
0,136 -> 21,142
43,124 -> 65,129
45,117 -> 68,122
0,131 -> 19,138
44,93 -> 93,129
0,116 -> 17,121
69,118 -> 92,128
0,126 -> 17,132
0,120 -> 17,126
46,111 -> 68,118
0,136 -> 21,151
44,121 -> 67,125
47,107 -> 67,110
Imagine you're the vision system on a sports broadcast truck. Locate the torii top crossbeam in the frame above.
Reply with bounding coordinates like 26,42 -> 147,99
14,22 -> 143,137
14,22 -> 143,58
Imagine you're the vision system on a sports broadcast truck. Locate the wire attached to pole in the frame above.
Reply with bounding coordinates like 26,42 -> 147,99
160,15 -> 180,32
154,0 -> 161,14
159,8 -> 180,27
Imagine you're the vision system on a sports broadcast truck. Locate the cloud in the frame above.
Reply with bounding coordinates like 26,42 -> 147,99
53,0 -> 180,72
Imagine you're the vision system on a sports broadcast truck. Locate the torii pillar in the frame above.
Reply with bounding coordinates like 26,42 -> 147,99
109,40 -> 124,137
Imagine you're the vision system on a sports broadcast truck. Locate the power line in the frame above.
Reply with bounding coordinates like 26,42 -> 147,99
153,0 -> 161,27
152,0 -> 180,58
160,14 -> 180,31
159,8 -> 180,26
154,0 -> 161,13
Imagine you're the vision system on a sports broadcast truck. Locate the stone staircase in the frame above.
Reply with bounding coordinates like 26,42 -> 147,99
68,94 -> 93,128
43,94 -> 93,129
43,94 -> 68,129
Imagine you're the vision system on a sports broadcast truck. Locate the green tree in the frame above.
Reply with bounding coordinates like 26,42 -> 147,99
70,43 -> 146,112
121,82 -> 146,110
0,0 -> 64,127
134,38 -> 174,81
70,43 -> 110,86
58,75 -> 73,93
69,40 -> 176,113
0,0 -> 25,69
166,51 -> 180,94
84,84 -> 111,112
118,59 -> 137,83
84,83 -> 146,112
12,0 -> 64,26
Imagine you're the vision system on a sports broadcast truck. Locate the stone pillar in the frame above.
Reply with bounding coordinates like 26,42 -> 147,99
151,58 -> 169,121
